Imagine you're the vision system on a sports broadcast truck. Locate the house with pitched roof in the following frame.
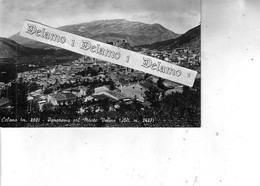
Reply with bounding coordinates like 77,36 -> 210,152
47,93 -> 77,106
92,90 -> 128,102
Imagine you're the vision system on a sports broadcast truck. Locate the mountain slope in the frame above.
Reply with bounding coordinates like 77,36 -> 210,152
142,25 -> 200,50
9,19 -> 179,48
0,38 -> 60,59
0,37 -> 36,58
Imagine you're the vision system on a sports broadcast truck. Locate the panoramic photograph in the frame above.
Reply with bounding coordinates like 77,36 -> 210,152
0,0 -> 201,127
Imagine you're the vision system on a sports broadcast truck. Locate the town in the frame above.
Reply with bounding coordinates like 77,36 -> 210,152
0,42 -> 201,127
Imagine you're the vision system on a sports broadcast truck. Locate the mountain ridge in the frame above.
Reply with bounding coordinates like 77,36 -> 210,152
139,25 -> 200,50
9,19 -> 180,49
1,24 -> 200,59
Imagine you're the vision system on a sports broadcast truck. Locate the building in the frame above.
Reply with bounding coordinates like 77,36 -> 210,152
93,89 -> 128,102
63,86 -> 89,98
121,83 -> 148,102
47,93 -> 78,106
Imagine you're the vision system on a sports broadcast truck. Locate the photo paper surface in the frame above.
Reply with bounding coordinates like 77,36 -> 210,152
0,0 -> 201,127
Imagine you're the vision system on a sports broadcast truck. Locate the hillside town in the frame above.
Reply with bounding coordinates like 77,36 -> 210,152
0,38 -> 201,127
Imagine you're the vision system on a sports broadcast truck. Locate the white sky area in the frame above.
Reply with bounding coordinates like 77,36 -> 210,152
0,0 -> 200,37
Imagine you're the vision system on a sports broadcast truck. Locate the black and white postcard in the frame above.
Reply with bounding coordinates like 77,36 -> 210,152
0,0 -> 200,127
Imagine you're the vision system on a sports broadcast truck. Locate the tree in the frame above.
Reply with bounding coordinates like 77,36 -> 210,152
28,100 -> 40,113
28,82 -> 39,92
144,73 -> 150,80
157,77 -> 165,90
41,102 -> 54,122
44,88 -> 53,95
109,81 -> 116,90
42,102 -> 54,111
144,85 -> 160,107
7,81 -> 29,118
95,98 -> 110,113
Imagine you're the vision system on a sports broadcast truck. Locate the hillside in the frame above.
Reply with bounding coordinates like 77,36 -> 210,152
9,19 -> 179,49
0,37 -> 36,58
0,37 -> 80,60
141,25 -> 200,50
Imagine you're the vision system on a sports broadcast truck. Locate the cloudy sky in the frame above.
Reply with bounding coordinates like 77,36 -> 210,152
0,0 -> 200,37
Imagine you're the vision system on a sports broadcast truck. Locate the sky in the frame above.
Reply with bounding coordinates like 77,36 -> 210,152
0,0 -> 200,37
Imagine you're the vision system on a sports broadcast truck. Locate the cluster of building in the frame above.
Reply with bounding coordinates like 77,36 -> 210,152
0,44 -> 200,115
140,47 -> 201,72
